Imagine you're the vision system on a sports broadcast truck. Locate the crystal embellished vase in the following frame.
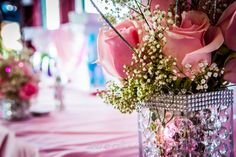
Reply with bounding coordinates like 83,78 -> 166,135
0,99 -> 30,121
138,90 -> 234,157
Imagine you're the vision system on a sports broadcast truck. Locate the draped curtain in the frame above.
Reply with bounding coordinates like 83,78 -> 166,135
32,0 -> 42,26
60,0 -> 75,24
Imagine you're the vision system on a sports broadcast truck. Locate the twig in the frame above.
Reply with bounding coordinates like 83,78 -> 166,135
165,111 -> 174,124
175,0 -> 179,24
90,0 -> 136,53
123,3 -> 141,15
134,0 -> 152,30
137,1 -> 148,7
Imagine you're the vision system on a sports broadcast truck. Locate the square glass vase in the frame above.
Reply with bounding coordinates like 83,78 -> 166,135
0,99 -> 30,121
138,90 -> 234,157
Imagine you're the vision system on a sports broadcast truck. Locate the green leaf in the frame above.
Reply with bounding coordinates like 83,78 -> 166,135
183,78 -> 192,90
224,52 -> 236,66
151,112 -> 158,121
150,122 -> 157,131
217,45 -> 231,55
175,78 -> 182,89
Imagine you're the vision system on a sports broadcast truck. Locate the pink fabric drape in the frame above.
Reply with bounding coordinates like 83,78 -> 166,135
0,126 -> 39,157
51,26 -> 87,75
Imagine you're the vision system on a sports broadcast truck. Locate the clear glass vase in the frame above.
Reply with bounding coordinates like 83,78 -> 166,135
138,90 -> 234,157
0,99 -> 30,121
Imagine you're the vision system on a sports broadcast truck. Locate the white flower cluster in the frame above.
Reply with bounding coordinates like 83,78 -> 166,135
193,61 -> 225,91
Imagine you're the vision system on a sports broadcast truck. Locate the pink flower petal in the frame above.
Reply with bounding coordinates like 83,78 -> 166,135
182,27 -> 224,70
97,20 -> 139,78
217,1 -> 236,51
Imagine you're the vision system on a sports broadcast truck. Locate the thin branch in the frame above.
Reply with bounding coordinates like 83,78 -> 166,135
156,109 -> 162,125
90,0 -> 136,53
148,0 -> 152,7
123,3 -> 141,15
162,109 -> 167,127
134,0 -> 152,30
137,1 -> 148,7
175,0 -> 179,24
165,111 -> 174,124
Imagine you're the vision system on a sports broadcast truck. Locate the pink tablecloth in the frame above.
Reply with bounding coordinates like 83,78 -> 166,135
0,93 -> 139,157
1,91 -> 236,157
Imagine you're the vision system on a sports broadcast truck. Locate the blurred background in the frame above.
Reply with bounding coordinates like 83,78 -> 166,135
0,0 -> 112,109
0,0 -> 109,88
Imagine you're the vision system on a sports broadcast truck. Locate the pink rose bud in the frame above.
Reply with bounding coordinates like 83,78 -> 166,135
19,82 -> 39,100
97,20 -> 139,78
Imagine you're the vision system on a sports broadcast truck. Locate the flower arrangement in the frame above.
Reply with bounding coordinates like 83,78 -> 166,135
0,57 -> 38,102
91,0 -> 236,113
0,48 -> 38,102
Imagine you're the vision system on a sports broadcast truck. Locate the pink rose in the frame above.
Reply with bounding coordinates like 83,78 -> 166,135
217,1 -> 236,51
97,20 -> 139,78
149,0 -> 191,12
150,0 -> 173,12
224,57 -> 236,83
163,11 -> 224,76
19,82 -> 38,100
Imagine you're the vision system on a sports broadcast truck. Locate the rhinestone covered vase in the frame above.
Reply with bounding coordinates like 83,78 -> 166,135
138,90 -> 234,157
0,99 -> 30,121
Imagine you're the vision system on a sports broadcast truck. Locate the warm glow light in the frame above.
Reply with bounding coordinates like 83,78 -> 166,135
45,0 -> 60,30
1,22 -> 23,50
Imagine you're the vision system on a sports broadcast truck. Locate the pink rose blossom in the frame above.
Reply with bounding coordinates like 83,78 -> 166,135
97,20 -> 139,78
217,1 -> 236,51
163,11 -> 224,76
224,57 -> 236,83
19,82 -> 38,100
150,0 -> 173,12
149,0 -> 191,12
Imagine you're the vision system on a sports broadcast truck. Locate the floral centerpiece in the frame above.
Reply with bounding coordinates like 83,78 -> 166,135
0,46 -> 39,120
91,0 -> 236,156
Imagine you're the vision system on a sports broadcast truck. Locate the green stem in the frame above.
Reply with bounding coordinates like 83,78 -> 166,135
124,4 -> 141,15
162,109 -> 166,127
134,0 -> 152,30
137,1 -> 148,7
165,111 -> 174,124
90,0 -> 136,53
175,0 -> 179,24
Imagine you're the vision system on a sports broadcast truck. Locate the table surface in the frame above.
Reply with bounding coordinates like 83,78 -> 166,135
1,88 -> 236,157
1,89 -> 139,157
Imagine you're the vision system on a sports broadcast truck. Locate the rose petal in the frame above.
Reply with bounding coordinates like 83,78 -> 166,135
150,0 -> 173,12
182,27 -> 224,70
97,20 -> 139,78
217,1 -> 236,51
97,29 -> 118,77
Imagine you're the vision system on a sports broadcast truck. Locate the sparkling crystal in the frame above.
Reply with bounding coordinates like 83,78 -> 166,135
219,143 -> 228,155
219,127 -> 229,140
139,90 -> 233,157
212,151 -> 221,157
